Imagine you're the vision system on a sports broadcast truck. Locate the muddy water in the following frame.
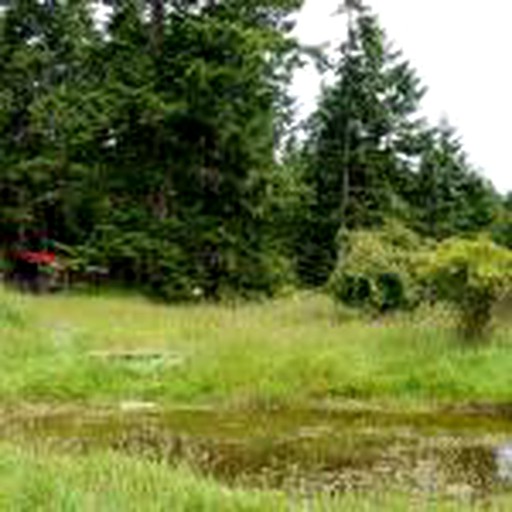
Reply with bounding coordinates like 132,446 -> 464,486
4,405 -> 512,498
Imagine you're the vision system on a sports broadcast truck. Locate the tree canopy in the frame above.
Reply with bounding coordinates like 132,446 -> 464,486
0,0 -> 507,299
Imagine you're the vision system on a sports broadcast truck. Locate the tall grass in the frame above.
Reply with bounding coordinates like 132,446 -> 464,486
0,443 -> 508,511
0,443 -> 286,511
0,286 -> 511,407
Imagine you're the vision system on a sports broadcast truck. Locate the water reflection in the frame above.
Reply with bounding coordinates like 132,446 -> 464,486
496,444 -> 512,482
3,406 -> 512,499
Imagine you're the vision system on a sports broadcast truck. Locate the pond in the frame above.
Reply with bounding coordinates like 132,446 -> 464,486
4,405 -> 512,501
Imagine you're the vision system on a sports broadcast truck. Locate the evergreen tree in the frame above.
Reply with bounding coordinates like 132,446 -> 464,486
411,120 -> 498,239
0,0 -> 305,298
298,3 -> 425,285
0,0 -> 504,299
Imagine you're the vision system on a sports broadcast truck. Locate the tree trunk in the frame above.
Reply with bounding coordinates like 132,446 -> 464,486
150,0 -> 164,55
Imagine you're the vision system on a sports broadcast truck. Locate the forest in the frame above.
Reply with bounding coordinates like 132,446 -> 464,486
1,0 -> 510,305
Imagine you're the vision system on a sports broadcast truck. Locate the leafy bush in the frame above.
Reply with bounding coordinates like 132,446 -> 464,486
421,237 -> 512,340
328,222 -> 423,312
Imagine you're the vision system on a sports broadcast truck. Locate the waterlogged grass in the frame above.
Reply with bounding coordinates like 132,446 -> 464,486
0,287 -> 511,407
0,443 -> 510,512
0,443 -> 286,511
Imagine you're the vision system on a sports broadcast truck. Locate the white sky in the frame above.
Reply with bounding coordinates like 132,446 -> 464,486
292,0 -> 512,193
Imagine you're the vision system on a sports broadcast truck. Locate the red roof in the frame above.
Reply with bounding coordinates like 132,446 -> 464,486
15,251 -> 56,265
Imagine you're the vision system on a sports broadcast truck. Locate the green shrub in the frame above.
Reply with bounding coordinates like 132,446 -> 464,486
421,237 -> 512,340
328,223 -> 423,313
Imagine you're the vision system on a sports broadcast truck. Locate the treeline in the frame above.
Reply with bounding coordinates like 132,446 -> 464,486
0,0 -> 510,300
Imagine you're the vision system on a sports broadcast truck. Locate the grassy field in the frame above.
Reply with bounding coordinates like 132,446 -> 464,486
0,286 -> 511,408
1,443 -> 509,512
2,288 -> 512,511
0,443 -> 287,511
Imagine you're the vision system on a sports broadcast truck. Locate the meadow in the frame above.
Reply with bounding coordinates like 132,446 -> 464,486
0,287 -> 511,409
2,287 -> 512,510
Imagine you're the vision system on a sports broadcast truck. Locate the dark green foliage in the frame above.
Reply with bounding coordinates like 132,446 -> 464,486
410,121 -> 499,239
297,6 -> 427,285
0,0 -> 303,299
492,214 -> 512,249
0,0 -> 507,301
491,197 -> 512,249
294,3 -> 502,287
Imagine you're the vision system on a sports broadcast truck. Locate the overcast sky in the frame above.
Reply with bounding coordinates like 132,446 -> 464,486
292,0 -> 512,193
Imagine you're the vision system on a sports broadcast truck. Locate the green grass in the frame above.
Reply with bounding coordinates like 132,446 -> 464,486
0,443 -> 509,511
0,443 -> 286,511
0,286 -> 511,408
2,289 -> 512,510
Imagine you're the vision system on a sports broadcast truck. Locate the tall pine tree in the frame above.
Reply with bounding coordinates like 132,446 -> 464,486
298,3 -> 425,285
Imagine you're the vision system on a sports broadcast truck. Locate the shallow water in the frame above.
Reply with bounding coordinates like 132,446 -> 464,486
4,405 -> 512,499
